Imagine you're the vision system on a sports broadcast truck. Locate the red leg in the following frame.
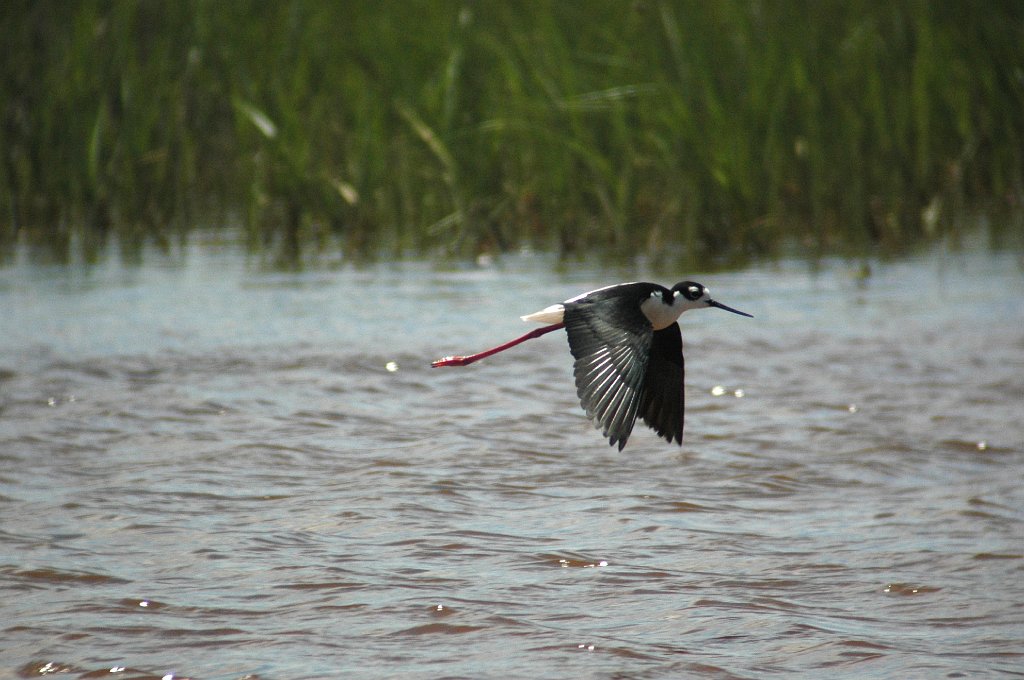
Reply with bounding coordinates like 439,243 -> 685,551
431,323 -> 565,367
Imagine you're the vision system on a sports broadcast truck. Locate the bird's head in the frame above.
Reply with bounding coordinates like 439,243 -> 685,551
671,281 -> 753,318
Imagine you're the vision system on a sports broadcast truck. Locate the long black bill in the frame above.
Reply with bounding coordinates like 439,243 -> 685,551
708,299 -> 753,318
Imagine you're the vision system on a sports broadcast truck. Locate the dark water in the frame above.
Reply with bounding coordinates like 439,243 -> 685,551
1,241 -> 1022,679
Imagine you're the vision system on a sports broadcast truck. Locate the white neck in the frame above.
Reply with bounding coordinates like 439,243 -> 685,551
641,295 -> 681,330
640,291 -> 708,330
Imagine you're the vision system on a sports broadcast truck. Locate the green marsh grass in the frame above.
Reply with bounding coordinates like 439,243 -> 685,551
2,1 -> 1022,265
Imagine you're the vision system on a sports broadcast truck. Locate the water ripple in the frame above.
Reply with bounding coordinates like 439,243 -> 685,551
2,253 -> 1023,677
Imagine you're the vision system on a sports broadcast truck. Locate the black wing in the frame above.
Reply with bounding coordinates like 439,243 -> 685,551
638,323 -> 684,445
563,296 -> 653,450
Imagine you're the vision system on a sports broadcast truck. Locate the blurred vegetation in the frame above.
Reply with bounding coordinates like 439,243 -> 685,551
2,1 -> 1022,265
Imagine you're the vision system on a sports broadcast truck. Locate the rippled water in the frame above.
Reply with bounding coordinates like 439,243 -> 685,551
1,242 -> 1022,679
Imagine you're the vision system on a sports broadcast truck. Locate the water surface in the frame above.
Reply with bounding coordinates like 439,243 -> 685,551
1,242 -> 1022,678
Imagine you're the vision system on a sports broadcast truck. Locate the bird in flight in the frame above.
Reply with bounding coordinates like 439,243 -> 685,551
432,281 -> 752,449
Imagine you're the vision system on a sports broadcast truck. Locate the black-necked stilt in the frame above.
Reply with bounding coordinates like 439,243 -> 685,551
432,281 -> 752,450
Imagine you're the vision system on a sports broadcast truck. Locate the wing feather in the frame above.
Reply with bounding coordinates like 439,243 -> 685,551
563,295 -> 653,450
638,324 -> 685,445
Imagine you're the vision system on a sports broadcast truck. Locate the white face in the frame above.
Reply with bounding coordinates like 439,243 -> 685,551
673,283 -> 711,313
642,283 -> 709,329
